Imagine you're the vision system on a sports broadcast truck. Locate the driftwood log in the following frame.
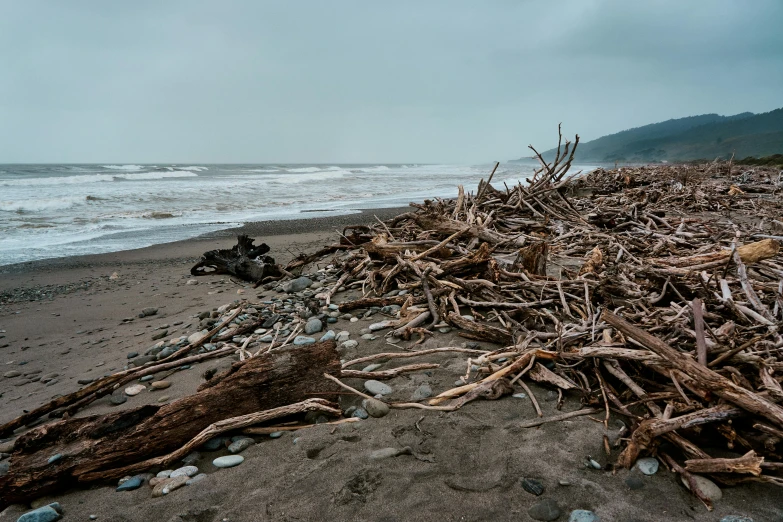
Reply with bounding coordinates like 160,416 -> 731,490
0,341 -> 341,508
191,234 -> 281,282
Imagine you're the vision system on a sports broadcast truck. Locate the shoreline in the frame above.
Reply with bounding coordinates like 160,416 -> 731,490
0,206 -> 410,278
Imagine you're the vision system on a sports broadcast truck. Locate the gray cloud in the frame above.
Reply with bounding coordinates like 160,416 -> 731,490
1,0 -> 781,163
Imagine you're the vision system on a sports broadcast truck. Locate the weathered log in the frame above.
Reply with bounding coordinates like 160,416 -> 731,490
685,450 -> 764,476
191,234 -> 281,282
652,238 -> 780,268
364,235 -> 452,261
603,310 -> 783,467
513,242 -> 548,276
0,341 -> 341,508
414,214 -> 525,247
447,312 -> 513,345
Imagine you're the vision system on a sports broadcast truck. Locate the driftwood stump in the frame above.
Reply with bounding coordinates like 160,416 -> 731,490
0,341 -> 341,508
190,234 -> 281,282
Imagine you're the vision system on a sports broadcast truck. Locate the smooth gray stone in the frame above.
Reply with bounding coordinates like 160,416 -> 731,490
319,330 -> 336,342
719,517 -> 754,522
17,503 -> 63,522
0,461 -> 9,476
156,469 -> 173,478
339,340 -> 358,350
228,437 -> 255,454
568,510 -> 600,522
186,473 -> 207,486
293,336 -> 316,346
116,475 -> 144,491
681,474 -> 722,501
268,431 -> 283,438
636,457 -> 659,475
364,380 -> 392,395
77,378 -> 93,385
411,383 -> 432,401
304,318 -> 323,334
361,363 -> 382,373
528,498 -> 561,521
351,408 -> 369,419
170,465 -> 199,478
521,477 -> 544,496
109,391 -> 127,405
363,398 -> 390,418
335,331 -> 350,342
213,455 -> 244,468
328,304 -> 339,311
139,375 -> 154,382
283,277 -> 312,293
202,436 -> 229,451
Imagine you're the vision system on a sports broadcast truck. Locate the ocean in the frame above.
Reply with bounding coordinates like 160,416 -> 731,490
0,163 -> 591,266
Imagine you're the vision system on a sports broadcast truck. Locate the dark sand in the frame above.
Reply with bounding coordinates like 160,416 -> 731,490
1,209 -> 780,521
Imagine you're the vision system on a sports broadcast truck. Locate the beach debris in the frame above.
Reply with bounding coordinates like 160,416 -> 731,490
0,343 -> 342,506
2,128 -> 783,511
190,235 -> 281,283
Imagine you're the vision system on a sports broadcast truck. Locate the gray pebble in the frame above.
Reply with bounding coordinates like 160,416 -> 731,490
364,380 -> 392,395
521,477 -> 545,496
636,457 -> 659,475
351,408 -> 369,419
304,318 -> 323,335
16,503 -> 63,522
116,475 -> 144,491
227,437 -> 255,454
568,510 -> 600,522
186,473 -> 207,486
293,336 -> 316,346
411,383 -> 433,401
170,465 -> 199,478
363,398 -> 390,418
213,455 -> 244,468
528,498 -> 561,521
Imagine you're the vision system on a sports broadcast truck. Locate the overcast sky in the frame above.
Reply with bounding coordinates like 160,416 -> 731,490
1,0 -> 781,163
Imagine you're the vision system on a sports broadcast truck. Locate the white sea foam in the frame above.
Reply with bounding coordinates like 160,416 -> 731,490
179,166 -> 209,172
355,166 -> 391,172
264,170 -> 347,184
0,171 -> 198,186
0,196 -> 87,212
286,167 -> 323,173
102,164 -> 147,171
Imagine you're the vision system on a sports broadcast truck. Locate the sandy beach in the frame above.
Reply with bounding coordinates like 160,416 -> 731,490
1,205 -> 780,522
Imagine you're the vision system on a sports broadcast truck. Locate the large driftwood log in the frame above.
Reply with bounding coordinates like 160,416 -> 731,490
652,238 -> 780,268
191,235 -> 281,282
0,341 -> 341,508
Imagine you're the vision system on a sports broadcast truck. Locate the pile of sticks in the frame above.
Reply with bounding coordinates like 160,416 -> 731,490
289,131 -> 783,509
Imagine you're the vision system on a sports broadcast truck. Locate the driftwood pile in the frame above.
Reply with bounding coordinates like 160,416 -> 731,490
284,133 -> 783,509
1,130 -> 782,511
